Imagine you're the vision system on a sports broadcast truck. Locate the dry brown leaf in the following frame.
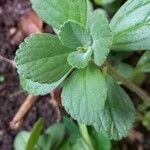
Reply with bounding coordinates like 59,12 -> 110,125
128,130 -> 143,142
20,9 -> 43,36
11,9 -> 43,44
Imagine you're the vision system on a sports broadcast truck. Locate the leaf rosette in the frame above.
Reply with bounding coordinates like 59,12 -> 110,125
16,0 -> 150,140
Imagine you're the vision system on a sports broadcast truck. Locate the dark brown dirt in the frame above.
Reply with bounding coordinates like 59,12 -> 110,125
0,1 -> 58,150
0,0 -> 150,150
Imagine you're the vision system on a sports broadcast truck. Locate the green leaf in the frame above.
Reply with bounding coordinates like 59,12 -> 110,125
67,48 -> 93,69
63,117 -> 81,145
31,0 -> 87,29
94,76 -> 135,140
115,63 -> 134,79
62,63 -> 107,125
94,9 -> 108,19
20,78 -> 59,96
88,10 -> 112,44
20,70 -> 70,96
137,51 -> 150,73
15,34 -> 73,84
26,118 -> 44,150
87,0 -> 93,16
89,128 -> 111,150
38,123 -> 65,150
72,138 -> 91,150
94,0 -> 115,5
59,20 -> 92,50
92,38 -> 111,66
58,140 -> 72,150
14,131 -> 30,150
142,111 -> 150,130
88,10 -> 112,66
79,124 -> 95,150
110,0 -> 150,51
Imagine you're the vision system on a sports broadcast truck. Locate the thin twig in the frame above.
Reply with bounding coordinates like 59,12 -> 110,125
0,55 -> 16,67
9,90 -> 25,98
50,90 -> 61,122
107,64 -> 150,101
10,95 -> 38,129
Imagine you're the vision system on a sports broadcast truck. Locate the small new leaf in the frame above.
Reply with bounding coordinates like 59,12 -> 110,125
94,0 -> 115,5
31,0 -> 87,29
59,20 -> 92,50
67,48 -> 93,69
62,63 -> 107,125
110,0 -> 150,51
94,76 -> 135,140
88,10 -> 112,66
15,34 -> 73,84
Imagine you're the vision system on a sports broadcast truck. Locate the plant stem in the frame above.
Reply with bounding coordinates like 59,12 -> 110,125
10,95 -> 38,129
0,55 -> 16,67
79,124 -> 94,150
107,64 -> 150,101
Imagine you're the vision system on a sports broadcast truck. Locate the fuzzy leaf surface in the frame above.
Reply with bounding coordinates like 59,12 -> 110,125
20,71 -> 69,96
110,0 -> 150,51
31,0 -> 87,29
88,10 -> 112,66
15,34 -> 73,84
94,76 -> 135,140
59,20 -> 92,49
67,48 -> 93,69
62,63 -> 107,125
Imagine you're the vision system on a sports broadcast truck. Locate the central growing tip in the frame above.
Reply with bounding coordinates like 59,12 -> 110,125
77,45 -> 89,52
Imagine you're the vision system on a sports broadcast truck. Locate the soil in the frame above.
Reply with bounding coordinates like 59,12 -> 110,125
0,0 -> 150,150
0,1 -> 58,150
